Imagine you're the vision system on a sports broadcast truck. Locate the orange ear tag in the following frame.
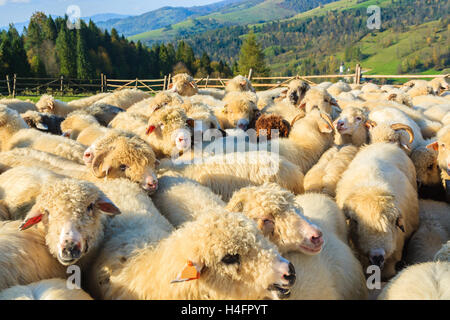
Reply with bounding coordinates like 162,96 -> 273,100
171,260 -> 201,284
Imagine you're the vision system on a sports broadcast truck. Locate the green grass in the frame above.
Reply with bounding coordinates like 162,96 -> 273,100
9,95 -> 90,103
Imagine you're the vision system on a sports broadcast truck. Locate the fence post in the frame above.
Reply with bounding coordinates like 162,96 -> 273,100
6,75 -> 11,96
205,75 -> 209,88
354,64 -> 361,85
60,76 -> 64,95
135,78 -> 138,89
12,74 -> 16,98
163,75 -> 167,91
101,73 -> 104,93
167,74 -> 172,90
104,74 -> 108,92
248,68 -> 253,81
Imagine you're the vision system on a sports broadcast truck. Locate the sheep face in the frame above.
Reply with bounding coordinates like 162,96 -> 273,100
221,95 -> 259,130
146,106 -> 194,157
19,179 -> 120,266
428,131 -> 450,177
35,94 -> 56,114
282,80 -> 310,106
61,113 -> 98,139
172,211 -> 296,300
88,135 -> 159,194
301,88 -> 338,117
344,192 -> 405,272
334,106 -> 366,136
225,75 -> 255,93
368,123 -> 414,153
227,184 -> 324,256
170,74 -> 198,97
255,114 -> 290,139
411,146 -> 441,187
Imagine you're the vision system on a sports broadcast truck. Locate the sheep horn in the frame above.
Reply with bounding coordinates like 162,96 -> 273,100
320,112 -> 334,130
387,93 -> 397,100
290,112 -> 305,128
391,123 -> 414,144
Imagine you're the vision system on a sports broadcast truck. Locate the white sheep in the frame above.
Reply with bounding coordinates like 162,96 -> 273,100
405,200 -> 450,265
378,262 -> 450,300
94,89 -> 150,110
88,207 -> 296,300
0,105 -> 86,164
0,98 -> 37,113
303,144 -> 360,198
0,279 -> 93,300
336,142 -> 419,280
226,184 -> 368,300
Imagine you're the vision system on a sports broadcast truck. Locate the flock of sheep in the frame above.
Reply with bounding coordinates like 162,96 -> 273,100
0,72 -> 448,300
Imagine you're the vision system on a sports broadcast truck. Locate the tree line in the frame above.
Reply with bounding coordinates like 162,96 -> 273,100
0,12 -> 233,79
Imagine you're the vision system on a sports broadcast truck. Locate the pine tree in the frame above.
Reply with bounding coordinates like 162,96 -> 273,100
237,31 -> 269,76
76,25 -> 93,79
55,23 -> 76,77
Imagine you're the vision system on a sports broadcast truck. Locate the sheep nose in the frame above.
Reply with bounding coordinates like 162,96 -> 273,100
310,232 -> 323,246
336,120 -> 345,129
144,176 -> 158,192
369,254 -> 385,268
62,241 -> 81,260
283,262 -> 296,286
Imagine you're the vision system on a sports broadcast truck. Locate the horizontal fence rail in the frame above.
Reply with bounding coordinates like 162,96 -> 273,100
1,66 -> 448,98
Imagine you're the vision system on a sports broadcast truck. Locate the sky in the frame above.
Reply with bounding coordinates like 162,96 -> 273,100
0,0 -> 221,25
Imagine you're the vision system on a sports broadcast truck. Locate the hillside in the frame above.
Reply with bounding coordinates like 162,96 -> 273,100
97,0 -> 246,37
177,0 -> 449,77
129,0 -> 339,43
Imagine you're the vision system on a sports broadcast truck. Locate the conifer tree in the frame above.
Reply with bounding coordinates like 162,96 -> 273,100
237,31 -> 269,76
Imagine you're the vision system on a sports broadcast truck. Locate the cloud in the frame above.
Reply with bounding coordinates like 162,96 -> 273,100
0,0 -> 31,6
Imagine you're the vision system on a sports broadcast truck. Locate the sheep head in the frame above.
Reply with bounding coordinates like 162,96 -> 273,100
169,210 -> 296,300
225,75 -> 255,93
36,94 -> 56,114
221,92 -> 259,130
19,178 -> 120,266
411,146 -> 441,188
226,183 -> 324,256
428,129 -> 450,178
368,122 -> 414,152
88,134 -> 159,194
170,73 -> 198,97
255,114 -> 291,140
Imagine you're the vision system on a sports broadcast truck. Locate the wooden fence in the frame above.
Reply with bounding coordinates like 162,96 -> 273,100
2,65 -> 448,98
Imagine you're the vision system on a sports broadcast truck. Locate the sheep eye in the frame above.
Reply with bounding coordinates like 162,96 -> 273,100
356,117 -> 362,121
87,203 -> 94,212
221,254 -> 240,265
428,164 -> 434,170
119,164 -> 127,172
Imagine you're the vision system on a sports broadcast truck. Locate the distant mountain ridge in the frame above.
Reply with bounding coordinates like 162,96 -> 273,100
97,0 -> 247,36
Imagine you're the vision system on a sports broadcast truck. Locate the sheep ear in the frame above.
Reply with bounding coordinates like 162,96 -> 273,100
48,100 -> 55,110
426,141 -> 439,151
19,207 -> 45,231
96,195 -> 121,216
280,89 -> 288,96
186,118 -> 195,128
365,120 -> 377,129
396,216 -> 405,233
171,260 -> 203,283
91,150 -> 109,178
317,115 -> 334,134
168,83 -> 174,90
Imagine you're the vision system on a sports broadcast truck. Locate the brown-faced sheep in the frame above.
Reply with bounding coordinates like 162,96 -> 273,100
226,184 -> 367,300
336,142 -> 419,280
378,262 -> 450,300
88,208 -> 296,300
21,110 -> 64,135
255,114 -> 290,140
0,105 -> 86,164
304,144 -> 360,198
0,279 -> 93,300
